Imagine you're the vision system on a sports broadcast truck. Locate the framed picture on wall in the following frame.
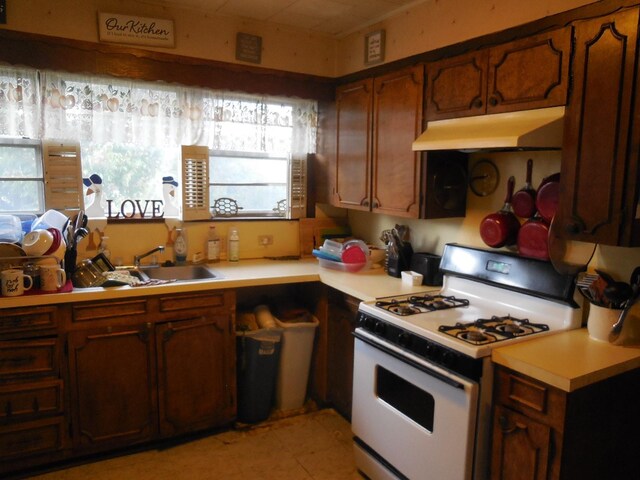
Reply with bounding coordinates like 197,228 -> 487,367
365,30 -> 385,65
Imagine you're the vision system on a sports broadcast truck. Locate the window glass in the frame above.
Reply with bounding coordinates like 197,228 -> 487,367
0,142 -> 44,213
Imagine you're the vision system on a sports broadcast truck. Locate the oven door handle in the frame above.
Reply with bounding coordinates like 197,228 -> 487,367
354,331 -> 466,390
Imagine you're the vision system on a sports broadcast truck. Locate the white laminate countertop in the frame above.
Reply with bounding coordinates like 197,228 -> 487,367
492,328 -> 640,392
0,258 -> 429,309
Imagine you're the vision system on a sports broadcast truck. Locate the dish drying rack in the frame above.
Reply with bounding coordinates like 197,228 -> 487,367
0,255 -> 60,271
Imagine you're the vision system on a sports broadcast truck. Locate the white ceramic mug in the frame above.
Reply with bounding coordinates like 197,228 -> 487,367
1,269 -> 33,296
40,264 -> 66,292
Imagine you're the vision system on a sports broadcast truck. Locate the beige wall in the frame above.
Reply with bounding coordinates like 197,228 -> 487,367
3,0 -> 597,77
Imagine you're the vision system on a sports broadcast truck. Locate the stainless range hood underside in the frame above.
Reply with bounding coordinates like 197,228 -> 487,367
412,106 -> 565,151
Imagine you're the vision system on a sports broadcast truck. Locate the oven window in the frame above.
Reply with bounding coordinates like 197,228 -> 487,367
376,366 -> 435,432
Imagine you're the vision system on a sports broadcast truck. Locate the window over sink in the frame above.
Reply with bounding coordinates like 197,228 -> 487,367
0,65 -> 316,220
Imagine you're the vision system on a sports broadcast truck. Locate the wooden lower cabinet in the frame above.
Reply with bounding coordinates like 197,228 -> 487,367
67,324 -> 158,452
66,290 -> 236,454
326,289 -> 359,419
156,314 -> 235,437
491,366 -> 640,480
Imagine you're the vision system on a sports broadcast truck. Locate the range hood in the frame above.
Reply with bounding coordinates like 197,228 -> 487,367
412,106 -> 565,151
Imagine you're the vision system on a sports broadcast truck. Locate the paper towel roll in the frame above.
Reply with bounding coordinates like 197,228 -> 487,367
254,304 -> 277,329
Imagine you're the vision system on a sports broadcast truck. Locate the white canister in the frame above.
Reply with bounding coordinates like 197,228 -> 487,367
40,264 -> 67,292
1,269 -> 33,296
587,304 -> 622,342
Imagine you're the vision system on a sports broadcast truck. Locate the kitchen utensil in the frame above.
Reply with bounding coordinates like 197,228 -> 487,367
517,214 -> 550,260
479,176 -> 521,248
72,259 -> 105,288
604,281 -> 633,309
547,215 -> 596,274
512,159 -> 537,218
536,173 -> 560,223
588,303 -> 622,341
595,269 -> 616,287
609,285 -> 640,344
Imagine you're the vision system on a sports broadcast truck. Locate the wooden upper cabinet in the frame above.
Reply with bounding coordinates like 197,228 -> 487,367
426,50 -> 488,120
487,27 -> 571,114
559,7 -> 640,245
426,27 -> 571,121
372,65 -> 424,218
334,78 -> 373,210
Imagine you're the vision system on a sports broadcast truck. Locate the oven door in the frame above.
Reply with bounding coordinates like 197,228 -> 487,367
352,330 -> 479,480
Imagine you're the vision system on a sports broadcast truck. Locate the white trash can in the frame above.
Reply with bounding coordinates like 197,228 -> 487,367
274,313 -> 319,411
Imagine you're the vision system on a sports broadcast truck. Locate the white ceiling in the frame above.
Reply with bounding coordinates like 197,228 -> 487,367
141,0 -> 428,37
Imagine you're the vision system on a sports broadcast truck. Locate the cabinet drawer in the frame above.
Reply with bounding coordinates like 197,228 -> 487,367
72,299 -> 149,323
494,367 -> 566,431
0,380 -> 63,420
158,291 -> 230,313
0,339 -> 59,380
0,306 -> 58,338
0,416 -> 65,460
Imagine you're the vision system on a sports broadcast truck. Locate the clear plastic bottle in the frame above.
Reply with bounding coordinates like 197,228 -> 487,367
174,228 -> 188,264
228,228 -> 239,262
207,225 -> 220,262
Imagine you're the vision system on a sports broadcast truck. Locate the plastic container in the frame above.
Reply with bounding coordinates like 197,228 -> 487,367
207,225 -> 220,262
174,228 -> 188,264
236,327 -> 283,423
228,228 -> 239,262
317,257 -> 368,272
274,313 -> 319,411
31,209 -> 68,232
0,214 -> 23,243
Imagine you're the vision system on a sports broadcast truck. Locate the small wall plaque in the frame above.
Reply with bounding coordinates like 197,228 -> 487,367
236,32 -> 262,64
365,29 -> 385,65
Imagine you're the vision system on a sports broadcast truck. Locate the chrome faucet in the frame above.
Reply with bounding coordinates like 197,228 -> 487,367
134,245 -> 165,267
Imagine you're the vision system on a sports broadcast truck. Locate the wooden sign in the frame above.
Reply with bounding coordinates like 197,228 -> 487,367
236,32 -> 262,64
365,30 -> 385,65
98,12 -> 175,48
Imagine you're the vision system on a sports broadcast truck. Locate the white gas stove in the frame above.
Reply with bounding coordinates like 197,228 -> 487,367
352,244 -> 583,480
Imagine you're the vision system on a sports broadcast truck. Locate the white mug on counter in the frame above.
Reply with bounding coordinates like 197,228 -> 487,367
1,269 -> 33,296
40,264 -> 66,292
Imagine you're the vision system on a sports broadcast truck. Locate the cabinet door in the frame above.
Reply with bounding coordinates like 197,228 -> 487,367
487,27 -> 571,114
326,291 -> 359,419
491,405 -> 552,480
426,50 -> 488,120
156,314 -> 234,437
371,65 -> 424,218
559,8 -> 639,245
334,78 -> 373,210
67,324 -> 157,452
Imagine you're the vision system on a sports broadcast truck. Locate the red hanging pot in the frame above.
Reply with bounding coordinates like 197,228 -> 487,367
480,176 -> 521,248
517,215 -> 550,260
512,159 -> 537,218
536,172 -> 560,223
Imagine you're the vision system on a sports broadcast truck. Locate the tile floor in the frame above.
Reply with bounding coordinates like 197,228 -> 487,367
26,409 -> 363,480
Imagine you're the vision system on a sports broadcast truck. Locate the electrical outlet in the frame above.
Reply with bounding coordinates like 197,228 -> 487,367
259,235 -> 273,246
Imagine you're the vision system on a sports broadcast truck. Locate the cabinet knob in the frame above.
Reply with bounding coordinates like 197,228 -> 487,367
488,96 -> 499,107
566,219 -> 585,235
362,199 -> 370,207
372,200 -> 379,208
473,98 -> 483,109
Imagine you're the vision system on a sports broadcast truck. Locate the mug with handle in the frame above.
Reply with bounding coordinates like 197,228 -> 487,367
40,264 -> 67,292
1,268 -> 33,296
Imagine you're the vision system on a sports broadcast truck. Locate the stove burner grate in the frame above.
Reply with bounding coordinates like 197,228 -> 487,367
375,294 -> 469,316
439,315 -> 550,345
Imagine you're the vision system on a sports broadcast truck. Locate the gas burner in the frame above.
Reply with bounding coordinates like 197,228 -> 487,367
438,315 -> 550,345
375,294 -> 470,316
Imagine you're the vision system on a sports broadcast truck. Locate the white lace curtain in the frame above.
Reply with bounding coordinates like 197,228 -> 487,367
0,65 -> 317,156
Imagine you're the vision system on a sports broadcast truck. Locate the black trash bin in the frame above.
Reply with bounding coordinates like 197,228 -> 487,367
236,327 -> 282,423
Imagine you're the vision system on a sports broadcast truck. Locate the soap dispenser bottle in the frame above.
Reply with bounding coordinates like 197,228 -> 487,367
174,228 -> 188,264
207,225 -> 220,262
228,228 -> 239,262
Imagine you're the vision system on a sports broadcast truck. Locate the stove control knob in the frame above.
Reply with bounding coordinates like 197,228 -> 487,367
441,350 -> 456,367
397,332 -> 411,348
374,321 -> 386,335
424,342 -> 439,359
362,316 -> 376,331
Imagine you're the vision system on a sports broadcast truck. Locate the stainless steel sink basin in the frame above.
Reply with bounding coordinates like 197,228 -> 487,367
133,265 -> 219,282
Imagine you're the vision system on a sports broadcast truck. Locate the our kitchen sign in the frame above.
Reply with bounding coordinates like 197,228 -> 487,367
98,12 -> 175,48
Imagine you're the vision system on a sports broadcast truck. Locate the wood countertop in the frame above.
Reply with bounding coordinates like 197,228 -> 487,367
492,328 -> 640,392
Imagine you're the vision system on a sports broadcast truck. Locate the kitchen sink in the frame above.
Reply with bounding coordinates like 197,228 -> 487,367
132,265 -> 219,282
